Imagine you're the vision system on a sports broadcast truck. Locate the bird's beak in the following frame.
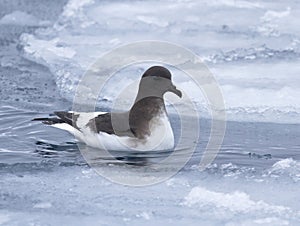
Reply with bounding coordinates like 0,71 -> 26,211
169,84 -> 182,98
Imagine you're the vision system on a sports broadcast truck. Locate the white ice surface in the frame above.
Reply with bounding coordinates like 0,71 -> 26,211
0,10 -> 49,26
19,0 -> 300,123
1,158 -> 300,225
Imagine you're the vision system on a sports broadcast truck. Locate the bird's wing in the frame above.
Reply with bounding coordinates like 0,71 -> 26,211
33,111 -> 134,137
86,112 -> 134,137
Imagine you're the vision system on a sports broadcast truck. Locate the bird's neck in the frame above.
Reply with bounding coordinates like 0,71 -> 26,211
130,96 -> 166,119
134,82 -> 165,104
129,96 -> 166,139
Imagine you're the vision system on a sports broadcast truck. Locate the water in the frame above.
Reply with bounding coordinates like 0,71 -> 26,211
1,0 -> 300,225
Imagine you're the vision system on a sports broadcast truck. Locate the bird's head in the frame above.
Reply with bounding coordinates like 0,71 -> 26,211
138,66 -> 182,99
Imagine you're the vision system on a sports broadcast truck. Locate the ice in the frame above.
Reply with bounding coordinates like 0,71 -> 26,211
33,202 -> 52,209
184,186 -> 291,214
1,158 -> 300,225
272,158 -> 298,170
0,212 -> 10,225
1,1 -> 299,223
253,218 -> 289,226
266,158 -> 300,182
0,11 -> 49,26
19,0 -> 300,123
21,35 -> 76,59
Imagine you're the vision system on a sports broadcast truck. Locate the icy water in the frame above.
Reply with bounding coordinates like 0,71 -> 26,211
1,0 -> 300,225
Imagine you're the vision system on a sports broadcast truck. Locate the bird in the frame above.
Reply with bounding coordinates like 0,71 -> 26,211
33,66 -> 182,152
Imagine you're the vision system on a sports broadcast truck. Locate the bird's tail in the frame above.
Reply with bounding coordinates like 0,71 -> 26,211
32,111 -> 77,127
32,117 -> 65,125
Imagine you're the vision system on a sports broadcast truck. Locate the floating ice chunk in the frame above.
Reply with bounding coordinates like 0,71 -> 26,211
21,34 -> 76,60
136,212 -> 151,220
62,0 -> 95,18
266,158 -> 300,181
254,217 -> 289,225
184,186 -> 291,214
61,0 -> 95,28
258,7 -> 291,37
262,7 -> 291,22
0,11 -> 49,26
205,0 -> 262,9
0,212 -> 10,225
272,158 -> 296,170
33,202 -> 52,209
137,16 -> 169,27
